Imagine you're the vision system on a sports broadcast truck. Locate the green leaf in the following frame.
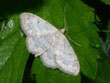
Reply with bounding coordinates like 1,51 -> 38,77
94,58 -> 110,83
0,15 -> 29,83
84,57 -> 110,83
31,0 -> 103,80
101,0 -> 110,4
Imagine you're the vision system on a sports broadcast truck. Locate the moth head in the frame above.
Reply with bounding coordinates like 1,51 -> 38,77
60,29 -> 66,33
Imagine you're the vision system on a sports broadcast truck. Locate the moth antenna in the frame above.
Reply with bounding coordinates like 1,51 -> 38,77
63,2 -> 68,31
66,34 -> 81,46
63,5 -> 81,46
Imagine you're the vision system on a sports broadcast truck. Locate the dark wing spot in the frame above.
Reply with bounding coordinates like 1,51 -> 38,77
38,21 -> 40,23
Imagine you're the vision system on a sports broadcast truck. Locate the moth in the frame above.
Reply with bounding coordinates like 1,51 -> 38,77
20,12 -> 80,76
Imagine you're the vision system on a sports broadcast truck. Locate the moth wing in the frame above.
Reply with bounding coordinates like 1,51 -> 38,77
26,34 -> 57,68
40,41 -> 58,69
26,34 -> 55,55
20,13 -> 58,36
55,33 -> 80,76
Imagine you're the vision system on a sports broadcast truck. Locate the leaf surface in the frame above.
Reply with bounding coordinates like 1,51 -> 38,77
0,15 -> 29,83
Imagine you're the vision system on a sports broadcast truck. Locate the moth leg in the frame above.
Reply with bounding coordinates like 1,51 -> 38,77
35,38 -> 56,57
66,34 -> 81,46
35,42 -> 52,57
